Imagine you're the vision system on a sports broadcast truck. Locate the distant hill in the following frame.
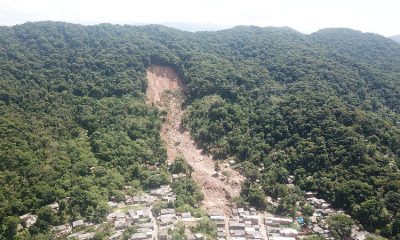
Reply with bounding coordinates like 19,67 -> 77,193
391,35 -> 400,43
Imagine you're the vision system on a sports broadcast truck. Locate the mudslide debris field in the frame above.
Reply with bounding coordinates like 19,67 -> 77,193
146,65 -> 244,215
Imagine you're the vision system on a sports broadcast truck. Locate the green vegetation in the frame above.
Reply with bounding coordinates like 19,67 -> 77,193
172,177 -> 204,208
326,213 -> 354,240
169,156 -> 193,176
191,218 -> 218,239
0,22 -> 400,239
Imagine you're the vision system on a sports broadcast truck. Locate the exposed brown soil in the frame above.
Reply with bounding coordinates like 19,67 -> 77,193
146,65 -> 244,215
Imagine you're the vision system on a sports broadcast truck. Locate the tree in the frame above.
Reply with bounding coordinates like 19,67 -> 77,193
352,199 -> 391,230
214,161 -> 220,172
2,216 -> 20,239
192,218 -> 217,238
326,214 -> 354,240
170,156 -> 193,176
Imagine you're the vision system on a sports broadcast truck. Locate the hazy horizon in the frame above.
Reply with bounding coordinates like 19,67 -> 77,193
0,0 -> 399,37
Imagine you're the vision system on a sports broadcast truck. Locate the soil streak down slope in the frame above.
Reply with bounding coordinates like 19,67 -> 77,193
146,66 -> 244,215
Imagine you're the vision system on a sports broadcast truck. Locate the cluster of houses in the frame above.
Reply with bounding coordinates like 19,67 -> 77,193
17,178 -> 373,240
229,208 -> 264,240
210,207 -> 265,240
265,215 -> 302,240
304,192 -> 369,240
107,207 -> 157,240
104,185 -> 180,240
52,216 -> 97,239
16,183 -> 181,240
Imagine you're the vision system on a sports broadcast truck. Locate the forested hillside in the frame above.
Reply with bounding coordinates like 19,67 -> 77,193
0,22 -> 399,239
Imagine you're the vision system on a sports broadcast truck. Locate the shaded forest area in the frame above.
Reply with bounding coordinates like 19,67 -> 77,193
0,22 -> 399,239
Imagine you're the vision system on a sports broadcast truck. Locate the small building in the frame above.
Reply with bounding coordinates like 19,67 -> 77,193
19,213 -> 37,228
114,219 -> 127,230
115,212 -> 126,219
107,201 -> 118,208
305,191 -> 316,198
229,222 -> 246,230
194,233 -> 205,240
76,232 -> 95,240
181,212 -> 192,219
265,217 -> 293,226
130,232 -> 148,240
269,237 -> 296,240
72,219 -> 85,228
321,202 -> 331,209
52,224 -> 72,237
138,222 -> 154,230
210,215 -> 225,222
160,208 -> 176,215
159,215 -> 175,226
158,230 -> 169,240
280,228 -> 298,237
243,215 -> 258,225
230,229 -> 246,237
47,202 -> 59,211
313,225 -> 325,235
108,231 -> 123,240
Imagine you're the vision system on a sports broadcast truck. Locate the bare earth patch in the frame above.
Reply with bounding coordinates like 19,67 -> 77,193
146,66 -> 244,215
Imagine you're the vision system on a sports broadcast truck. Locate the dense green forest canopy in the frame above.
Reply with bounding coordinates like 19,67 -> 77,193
0,22 -> 399,239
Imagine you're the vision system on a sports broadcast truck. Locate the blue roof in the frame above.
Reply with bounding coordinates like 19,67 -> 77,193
296,217 -> 304,224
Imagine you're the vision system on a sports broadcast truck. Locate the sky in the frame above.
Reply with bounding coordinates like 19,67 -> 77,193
0,0 -> 398,37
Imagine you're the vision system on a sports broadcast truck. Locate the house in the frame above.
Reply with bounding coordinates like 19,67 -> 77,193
150,185 -> 172,197
125,196 -> 133,205
313,225 -> 325,235
230,229 -> 246,237
132,196 -> 145,204
172,173 -> 187,179
159,215 -> 175,226
280,228 -> 298,237
115,212 -> 126,219
72,219 -> 85,228
19,213 -> 37,228
229,222 -> 245,230
321,202 -> 331,209
47,202 -> 59,211
108,231 -> 123,240
269,237 -> 296,240
243,215 -> 258,225
136,227 -> 153,237
181,212 -> 192,219
217,230 -> 227,238
114,219 -> 127,230
76,232 -> 95,240
308,197 -> 326,208
52,224 -> 72,237
158,230 -> 169,240
265,217 -> 293,226
107,201 -> 118,208
162,194 -> 176,203
210,214 -> 225,222
194,233 -> 205,240
130,232 -> 148,240
160,208 -> 176,215
138,222 -> 154,230
305,191 -> 316,198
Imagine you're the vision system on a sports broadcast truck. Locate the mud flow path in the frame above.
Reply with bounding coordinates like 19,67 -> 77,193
146,66 -> 244,215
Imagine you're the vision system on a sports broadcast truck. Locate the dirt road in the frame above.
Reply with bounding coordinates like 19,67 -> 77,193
146,65 -> 244,215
